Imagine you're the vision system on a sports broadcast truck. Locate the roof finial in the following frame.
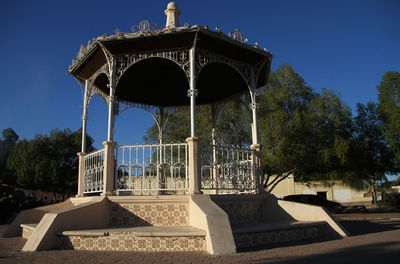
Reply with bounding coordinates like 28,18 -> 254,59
165,2 -> 181,28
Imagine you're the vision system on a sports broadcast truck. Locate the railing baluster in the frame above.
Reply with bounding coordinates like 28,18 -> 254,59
83,149 -> 104,194
200,144 -> 256,192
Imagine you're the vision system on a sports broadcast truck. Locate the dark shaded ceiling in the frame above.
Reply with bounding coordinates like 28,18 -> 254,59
197,63 -> 248,104
116,58 -> 189,106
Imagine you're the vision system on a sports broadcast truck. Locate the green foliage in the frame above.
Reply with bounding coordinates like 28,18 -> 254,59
351,102 -> 399,185
0,128 -> 19,184
143,65 -> 400,193
377,71 -> 400,163
259,65 -> 354,191
6,128 -> 94,195
143,96 -> 251,147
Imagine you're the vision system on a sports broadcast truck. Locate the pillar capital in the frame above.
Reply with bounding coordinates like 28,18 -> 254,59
102,141 -> 117,147
250,144 -> 261,151
185,137 -> 199,143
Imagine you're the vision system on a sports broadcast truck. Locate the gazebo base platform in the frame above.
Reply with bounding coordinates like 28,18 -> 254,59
9,194 -> 348,255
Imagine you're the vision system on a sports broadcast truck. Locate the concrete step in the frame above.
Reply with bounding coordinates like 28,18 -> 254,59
20,223 -> 38,239
231,220 -> 328,249
59,226 -> 207,252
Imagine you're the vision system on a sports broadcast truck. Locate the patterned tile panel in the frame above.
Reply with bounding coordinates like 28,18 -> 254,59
213,198 -> 265,224
110,202 -> 189,227
60,234 -> 206,252
233,225 -> 325,249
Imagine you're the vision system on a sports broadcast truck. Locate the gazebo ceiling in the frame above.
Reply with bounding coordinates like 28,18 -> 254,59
69,26 -> 272,107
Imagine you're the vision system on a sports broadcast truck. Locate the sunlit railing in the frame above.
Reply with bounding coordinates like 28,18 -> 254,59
83,149 -> 104,193
115,143 -> 188,194
201,144 -> 256,192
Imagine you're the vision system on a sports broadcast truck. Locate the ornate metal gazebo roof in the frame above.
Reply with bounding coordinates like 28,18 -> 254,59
68,6 -> 272,108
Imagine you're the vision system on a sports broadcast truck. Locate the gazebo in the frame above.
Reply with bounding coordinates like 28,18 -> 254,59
68,2 -> 271,197
9,3 -> 347,255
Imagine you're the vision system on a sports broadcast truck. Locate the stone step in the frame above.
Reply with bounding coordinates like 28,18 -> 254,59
231,220 -> 328,249
20,223 -> 38,239
59,226 -> 207,252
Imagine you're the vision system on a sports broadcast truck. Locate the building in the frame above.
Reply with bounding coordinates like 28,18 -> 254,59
269,175 -> 373,205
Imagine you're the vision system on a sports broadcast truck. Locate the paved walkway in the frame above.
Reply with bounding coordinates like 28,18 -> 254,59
0,213 -> 399,264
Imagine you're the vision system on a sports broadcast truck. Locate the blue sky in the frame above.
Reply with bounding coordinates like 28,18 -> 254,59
1,0 -> 399,150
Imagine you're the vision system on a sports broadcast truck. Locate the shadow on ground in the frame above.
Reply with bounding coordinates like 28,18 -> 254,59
253,241 -> 400,264
338,219 -> 400,236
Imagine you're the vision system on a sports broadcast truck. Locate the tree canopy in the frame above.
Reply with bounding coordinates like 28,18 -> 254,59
258,65 -> 354,191
0,128 -> 19,184
351,102 -> 399,186
5,128 -> 94,196
143,65 -> 399,192
377,71 -> 400,163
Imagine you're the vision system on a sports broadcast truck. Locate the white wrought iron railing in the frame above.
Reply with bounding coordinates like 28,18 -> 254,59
83,149 -> 104,193
115,143 -> 188,193
201,144 -> 256,191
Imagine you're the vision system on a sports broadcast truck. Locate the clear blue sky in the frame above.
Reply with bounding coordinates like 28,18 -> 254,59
1,0 -> 399,150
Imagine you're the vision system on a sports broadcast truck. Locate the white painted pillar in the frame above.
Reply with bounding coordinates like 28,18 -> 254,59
81,79 -> 89,153
187,48 -> 201,194
189,47 -> 197,137
76,152 -> 86,197
107,56 -> 117,142
102,141 -> 117,196
103,55 -> 117,196
77,79 -> 89,197
186,137 -> 202,194
250,67 -> 258,145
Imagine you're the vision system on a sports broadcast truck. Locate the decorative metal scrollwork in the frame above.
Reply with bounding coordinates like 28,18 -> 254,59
187,89 -> 198,97
115,49 -> 191,83
249,102 -> 257,110
131,20 -> 157,33
228,28 -> 248,43
197,48 -> 252,86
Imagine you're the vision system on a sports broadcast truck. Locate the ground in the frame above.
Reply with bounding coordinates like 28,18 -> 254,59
0,212 -> 399,264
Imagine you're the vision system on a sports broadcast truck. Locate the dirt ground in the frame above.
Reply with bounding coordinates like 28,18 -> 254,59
0,212 -> 399,264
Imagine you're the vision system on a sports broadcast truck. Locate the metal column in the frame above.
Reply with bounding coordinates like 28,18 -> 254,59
107,56 -> 117,142
81,79 -> 89,153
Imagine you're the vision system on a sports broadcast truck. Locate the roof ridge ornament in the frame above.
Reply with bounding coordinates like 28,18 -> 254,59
228,28 -> 248,43
165,2 -> 181,28
131,20 -> 158,33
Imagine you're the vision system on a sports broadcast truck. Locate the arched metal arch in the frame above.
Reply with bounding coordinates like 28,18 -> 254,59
115,49 -> 191,86
86,66 -> 110,107
196,48 -> 252,88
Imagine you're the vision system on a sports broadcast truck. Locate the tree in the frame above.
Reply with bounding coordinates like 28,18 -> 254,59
257,65 -> 315,191
143,95 -> 251,147
377,71 -> 400,163
351,102 -> 399,194
306,89 -> 354,181
0,128 -> 19,184
258,65 -> 355,192
6,128 -> 94,196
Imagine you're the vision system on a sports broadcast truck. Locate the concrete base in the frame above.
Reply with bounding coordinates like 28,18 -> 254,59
21,197 -> 110,251
11,193 -> 348,254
